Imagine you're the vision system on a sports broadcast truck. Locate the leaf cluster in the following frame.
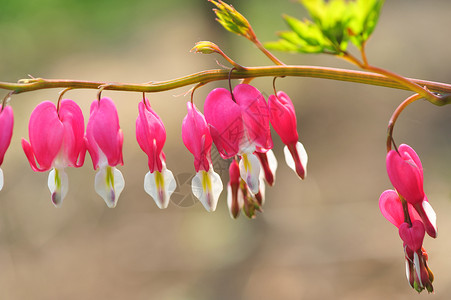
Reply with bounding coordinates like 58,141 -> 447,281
266,0 -> 385,55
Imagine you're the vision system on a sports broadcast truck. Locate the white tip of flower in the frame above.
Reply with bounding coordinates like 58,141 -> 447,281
95,166 -> 125,208
191,167 -> 223,212
0,168 -> 3,191
284,141 -> 308,178
413,252 -> 423,288
239,153 -> 260,194
144,168 -> 176,209
266,149 -> 278,184
48,168 -> 68,207
422,200 -> 437,235
258,173 -> 266,206
405,258 -> 411,284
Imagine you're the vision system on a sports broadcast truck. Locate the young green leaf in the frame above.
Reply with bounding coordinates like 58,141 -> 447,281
300,0 -> 352,52
348,0 -> 385,49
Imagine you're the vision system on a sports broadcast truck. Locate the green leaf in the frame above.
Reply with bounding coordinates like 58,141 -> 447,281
267,0 -> 385,55
265,15 -> 342,54
300,0 -> 352,52
348,0 -> 385,49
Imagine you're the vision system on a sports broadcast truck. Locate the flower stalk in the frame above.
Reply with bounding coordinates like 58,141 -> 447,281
2,66 -> 451,98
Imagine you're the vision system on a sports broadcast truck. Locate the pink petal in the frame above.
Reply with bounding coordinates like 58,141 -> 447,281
268,91 -> 298,145
234,84 -> 273,151
58,99 -> 86,167
136,99 -> 166,172
0,105 -> 13,166
386,145 -> 424,204
23,101 -> 64,171
182,102 -> 212,172
86,98 -> 123,168
204,88 -> 243,158
379,189 -> 420,228
399,220 -> 425,252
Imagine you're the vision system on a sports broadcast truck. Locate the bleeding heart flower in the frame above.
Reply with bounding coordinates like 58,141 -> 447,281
269,91 -> 307,179
204,84 -> 272,194
85,97 -> 124,208
22,100 -> 85,206
379,189 -> 434,293
136,98 -> 176,209
0,105 -> 13,191
182,102 -> 223,212
386,144 -> 436,238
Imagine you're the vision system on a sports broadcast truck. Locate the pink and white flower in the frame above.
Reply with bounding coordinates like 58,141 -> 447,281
379,189 -> 434,293
0,105 -> 13,191
268,91 -> 307,179
22,100 -> 85,206
386,144 -> 436,238
136,98 -> 176,209
85,97 -> 124,208
182,102 -> 223,212
204,84 -> 272,194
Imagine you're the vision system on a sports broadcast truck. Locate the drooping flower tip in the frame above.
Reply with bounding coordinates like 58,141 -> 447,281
255,150 -> 277,186
284,141 -> 308,180
227,160 -> 242,218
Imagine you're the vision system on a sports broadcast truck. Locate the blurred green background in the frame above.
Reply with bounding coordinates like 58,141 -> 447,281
1,0 -> 451,299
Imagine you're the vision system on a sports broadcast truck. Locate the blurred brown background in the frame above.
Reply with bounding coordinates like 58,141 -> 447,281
1,0 -> 451,299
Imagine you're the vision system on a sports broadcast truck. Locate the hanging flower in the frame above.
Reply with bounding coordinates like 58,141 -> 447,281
386,144 -> 436,238
268,91 -> 307,179
22,100 -> 85,206
85,97 -> 124,208
379,189 -> 434,293
0,105 -> 13,191
182,102 -> 223,212
136,98 -> 176,209
204,84 -> 272,194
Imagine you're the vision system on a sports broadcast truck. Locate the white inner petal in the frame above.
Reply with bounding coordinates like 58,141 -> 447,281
422,200 -> 437,233
283,142 -> 308,178
0,168 -> 3,191
95,166 -> 125,208
144,167 -> 177,209
191,167 -> 223,212
239,153 -> 260,194
405,259 -> 410,284
266,149 -> 278,182
413,252 -> 423,288
48,168 -> 68,207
